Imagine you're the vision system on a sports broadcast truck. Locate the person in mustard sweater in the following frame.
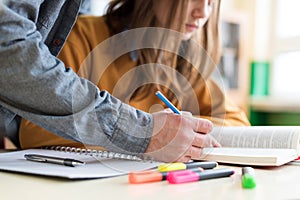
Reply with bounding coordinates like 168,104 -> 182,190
19,0 -> 250,149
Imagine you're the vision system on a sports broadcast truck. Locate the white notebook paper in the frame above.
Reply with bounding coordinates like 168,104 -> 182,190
0,149 -> 160,179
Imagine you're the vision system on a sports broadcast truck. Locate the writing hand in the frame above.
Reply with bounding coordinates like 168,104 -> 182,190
144,109 -> 215,162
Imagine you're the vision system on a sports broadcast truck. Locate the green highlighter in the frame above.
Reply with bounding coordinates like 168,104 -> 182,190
242,167 -> 256,189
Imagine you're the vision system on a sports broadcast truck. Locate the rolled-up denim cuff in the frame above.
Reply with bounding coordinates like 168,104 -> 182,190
109,103 -> 153,154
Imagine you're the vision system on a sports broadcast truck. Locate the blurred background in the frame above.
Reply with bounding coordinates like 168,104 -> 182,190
90,0 -> 300,126
220,0 -> 300,126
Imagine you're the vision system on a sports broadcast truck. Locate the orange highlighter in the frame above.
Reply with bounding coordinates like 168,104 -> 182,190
129,168 -> 204,184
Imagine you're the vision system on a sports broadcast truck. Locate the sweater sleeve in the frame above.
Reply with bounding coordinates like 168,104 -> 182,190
196,78 -> 250,126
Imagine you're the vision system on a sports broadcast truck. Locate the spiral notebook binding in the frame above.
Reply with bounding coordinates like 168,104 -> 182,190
43,146 -> 150,162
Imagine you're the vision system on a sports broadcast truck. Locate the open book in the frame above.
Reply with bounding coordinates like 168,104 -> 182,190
198,126 -> 300,166
0,149 -> 160,179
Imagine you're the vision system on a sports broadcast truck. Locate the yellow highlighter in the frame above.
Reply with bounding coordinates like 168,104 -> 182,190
158,161 -> 218,172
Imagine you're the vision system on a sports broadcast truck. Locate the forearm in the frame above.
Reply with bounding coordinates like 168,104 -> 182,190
0,1 -> 152,154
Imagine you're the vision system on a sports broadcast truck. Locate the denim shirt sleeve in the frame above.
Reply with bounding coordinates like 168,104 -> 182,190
0,1 -> 153,154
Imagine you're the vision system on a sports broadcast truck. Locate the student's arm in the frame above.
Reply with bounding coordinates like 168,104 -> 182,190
0,1 -> 152,154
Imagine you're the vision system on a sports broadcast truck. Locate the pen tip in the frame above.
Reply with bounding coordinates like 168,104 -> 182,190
72,161 -> 86,166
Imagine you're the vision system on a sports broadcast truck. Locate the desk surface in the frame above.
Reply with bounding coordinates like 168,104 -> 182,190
1,162 -> 300,200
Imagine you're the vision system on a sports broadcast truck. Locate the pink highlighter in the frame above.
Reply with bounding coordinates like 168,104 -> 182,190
167,168 -> 235,184
128,168 -> 204,184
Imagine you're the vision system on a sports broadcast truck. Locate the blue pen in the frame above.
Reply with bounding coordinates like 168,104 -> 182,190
155,91 -> 181,114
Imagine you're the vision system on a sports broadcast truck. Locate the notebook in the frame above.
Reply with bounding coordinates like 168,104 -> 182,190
0,147 -> 161,179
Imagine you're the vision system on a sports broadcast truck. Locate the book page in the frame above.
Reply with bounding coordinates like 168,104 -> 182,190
210,126 -> 300,153
200,148 -> 298,166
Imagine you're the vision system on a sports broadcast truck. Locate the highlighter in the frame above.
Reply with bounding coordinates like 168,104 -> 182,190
242,167 -> 256,189
128,168 -> 204,184
129,170 -> 167,184
167,168 -> 235,184
158,161 -> 218,172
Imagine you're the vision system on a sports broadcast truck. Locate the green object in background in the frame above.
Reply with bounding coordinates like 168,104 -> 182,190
250,61 -> 270,96
249,110 -> 300,126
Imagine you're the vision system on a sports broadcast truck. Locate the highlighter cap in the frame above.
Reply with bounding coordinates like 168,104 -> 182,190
128,170 -> 164,184
158,162 -> 186,172
167,170 -> 199,184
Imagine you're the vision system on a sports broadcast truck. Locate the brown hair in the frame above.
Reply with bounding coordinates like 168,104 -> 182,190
106,0 -> 221,109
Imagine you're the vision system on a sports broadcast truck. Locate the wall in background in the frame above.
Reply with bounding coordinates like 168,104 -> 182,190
90,0 -> 110,16
221,0 -> 300,125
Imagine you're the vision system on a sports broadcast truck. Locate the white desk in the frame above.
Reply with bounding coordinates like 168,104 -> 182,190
1,163 -> 300,200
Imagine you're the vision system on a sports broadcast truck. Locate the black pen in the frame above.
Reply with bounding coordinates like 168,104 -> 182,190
24,154 -> 85,167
